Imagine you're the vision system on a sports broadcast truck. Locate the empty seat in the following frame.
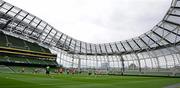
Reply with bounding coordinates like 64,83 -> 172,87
0,32 -> 7,47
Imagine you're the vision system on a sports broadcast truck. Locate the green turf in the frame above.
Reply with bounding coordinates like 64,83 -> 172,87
0,73 -> 180,88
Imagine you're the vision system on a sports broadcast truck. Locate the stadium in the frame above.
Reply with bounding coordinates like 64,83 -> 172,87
0,0 -> 180,88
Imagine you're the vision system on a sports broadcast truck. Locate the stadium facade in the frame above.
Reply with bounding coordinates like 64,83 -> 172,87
0,0 -> 180,75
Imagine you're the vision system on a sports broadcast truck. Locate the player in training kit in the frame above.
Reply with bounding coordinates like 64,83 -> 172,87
46,66 -> 50,75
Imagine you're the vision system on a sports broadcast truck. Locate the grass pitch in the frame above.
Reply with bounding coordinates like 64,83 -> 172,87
0,73 -> 180,88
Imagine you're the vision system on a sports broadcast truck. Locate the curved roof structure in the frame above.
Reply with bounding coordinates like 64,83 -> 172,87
0,0 -> 177,55
0,0 -> 180,73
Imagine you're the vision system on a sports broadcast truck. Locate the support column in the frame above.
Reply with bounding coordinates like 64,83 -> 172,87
59,51 -> 63,65
78,55 -> 81,72
134,53 -> 142,73
95,55 -> 98,69
106,55 -> 110,73
120,55 -> 125,75
71,54 -> 74,68
151,51 -> 160,72
116,55 -> 121,72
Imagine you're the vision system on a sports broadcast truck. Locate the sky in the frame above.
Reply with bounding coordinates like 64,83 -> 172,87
5,0 -> 171,44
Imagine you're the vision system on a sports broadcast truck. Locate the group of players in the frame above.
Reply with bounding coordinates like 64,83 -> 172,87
21,66 -> 107,76
21,66 -> 51,75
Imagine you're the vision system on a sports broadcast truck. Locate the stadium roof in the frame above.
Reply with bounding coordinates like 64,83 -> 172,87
0,0 -> 179,56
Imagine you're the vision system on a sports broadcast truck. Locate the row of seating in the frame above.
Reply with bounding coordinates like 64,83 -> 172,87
0,31 -> 7,46
0,65 -> 57,73
0,55 -> 57,66
0,32 -> 58,67
0,32 -> 51,53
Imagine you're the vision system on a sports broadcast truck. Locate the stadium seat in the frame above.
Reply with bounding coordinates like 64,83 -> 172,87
41,47 -> 51,53
0,32 -> 52,54
0,32 -> 7,47
6,35 -> 26,50
25,41 -> 44,52
8,56 -> 28,63
0,55 -> 9,62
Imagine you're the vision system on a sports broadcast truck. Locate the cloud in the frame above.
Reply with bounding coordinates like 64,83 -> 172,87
5,0 -> 171,43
